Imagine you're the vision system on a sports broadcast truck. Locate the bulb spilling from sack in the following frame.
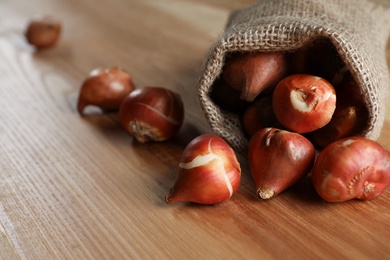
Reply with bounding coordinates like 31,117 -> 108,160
209,38 -> 369,150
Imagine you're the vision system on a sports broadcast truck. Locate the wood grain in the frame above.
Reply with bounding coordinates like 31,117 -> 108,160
1,0 -> 390,259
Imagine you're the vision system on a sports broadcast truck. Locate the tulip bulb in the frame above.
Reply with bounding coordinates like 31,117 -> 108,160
222,52 -> 287,102
248,128 -> 315,199
119,86 -> 184,143
312,137 -> 390,202
310,106 -> 358,149
77,67 -> 136,115
310,78 -> 368,149
166,134 -> 241,204
272,74 -> 336,133
25,15 -> 61,49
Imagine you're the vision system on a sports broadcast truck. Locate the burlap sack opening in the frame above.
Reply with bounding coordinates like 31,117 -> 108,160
198,0 -> 390,154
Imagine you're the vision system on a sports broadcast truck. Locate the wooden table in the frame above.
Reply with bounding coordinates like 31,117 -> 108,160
1,0 -> 390,259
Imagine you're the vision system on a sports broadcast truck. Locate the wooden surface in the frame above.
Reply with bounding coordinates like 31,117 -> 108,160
1,0 -> 390,259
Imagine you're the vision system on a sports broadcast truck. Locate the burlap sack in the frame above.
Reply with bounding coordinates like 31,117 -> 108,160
198,0 -> 390,154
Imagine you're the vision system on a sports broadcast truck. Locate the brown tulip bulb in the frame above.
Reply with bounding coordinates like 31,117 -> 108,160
77,67 -> 136,115
25,15 -> 61,49
119,86 -> 184,143
310,79 -> 368,149
272,74 -> 336,133
312,137 -> 390,202
222,52 -> 287,102
248,128 -> 315,199
335,78 -> 368,125
166,134 -> 241,204
310,106 -> 358,149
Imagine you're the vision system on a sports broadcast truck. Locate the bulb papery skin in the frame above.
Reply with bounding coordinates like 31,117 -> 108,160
272,74 -> 336,133
312,137 -> 390,202
119,86 -> 184,143
310,106 -> 358,149
222,52 -> 287,102
77,67 -> 135,114
248,128 -> 315,199
166,134 -> 241,204
309,78 -> 368,149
